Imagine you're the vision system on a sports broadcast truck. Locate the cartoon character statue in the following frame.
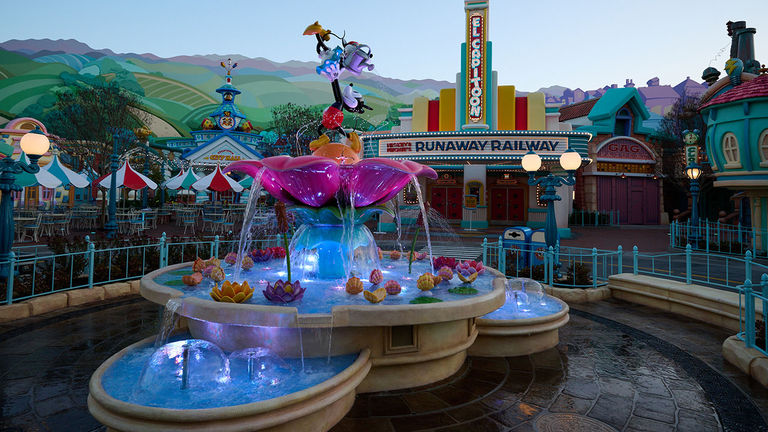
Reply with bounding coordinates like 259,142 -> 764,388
303,21 -> 374,157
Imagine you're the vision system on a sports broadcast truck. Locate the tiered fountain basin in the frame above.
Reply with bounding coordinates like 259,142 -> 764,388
138,258 -> 506,393
88,333 -> 370,432
471,279 -> 569,357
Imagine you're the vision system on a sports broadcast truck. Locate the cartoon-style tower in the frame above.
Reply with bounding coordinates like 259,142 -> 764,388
210,59 -> 247,131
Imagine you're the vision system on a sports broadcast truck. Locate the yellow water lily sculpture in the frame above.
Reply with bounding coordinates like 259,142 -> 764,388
210,280 -> 254,303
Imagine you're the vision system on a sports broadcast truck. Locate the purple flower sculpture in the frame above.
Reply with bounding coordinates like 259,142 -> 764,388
433,256 -> 458,270
250,248 -> 273,263
263,280 -> 305,303
225,156 -> 437,208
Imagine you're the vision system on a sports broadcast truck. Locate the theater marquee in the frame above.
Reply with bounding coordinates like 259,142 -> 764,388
379,136 -> 568,158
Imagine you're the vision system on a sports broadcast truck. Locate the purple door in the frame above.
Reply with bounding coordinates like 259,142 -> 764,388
596,176 -> 659,225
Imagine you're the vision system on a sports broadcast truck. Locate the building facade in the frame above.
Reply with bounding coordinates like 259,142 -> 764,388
362,0 -> 591,235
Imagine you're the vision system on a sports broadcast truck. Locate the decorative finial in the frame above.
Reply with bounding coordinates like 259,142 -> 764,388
725,58 -> 744,86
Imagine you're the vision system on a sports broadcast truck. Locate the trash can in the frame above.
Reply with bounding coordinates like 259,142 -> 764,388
502,226 -> 532,268
529,229 -> 551,267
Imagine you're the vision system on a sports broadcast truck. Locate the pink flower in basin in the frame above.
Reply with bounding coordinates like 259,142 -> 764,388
263,280 -> 305,303
225,156 -> 437,208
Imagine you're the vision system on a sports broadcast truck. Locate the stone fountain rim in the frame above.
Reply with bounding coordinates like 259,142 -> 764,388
88,332 -> 371,423
140,263 -> 507,327
475,296 -> 570,326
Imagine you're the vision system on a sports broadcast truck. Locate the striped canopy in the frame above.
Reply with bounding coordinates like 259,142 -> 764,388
40,154 -> 89,188
162,169 -> 200,190
192,165 -> 243,192
11,152 -> 61,188
98,160 -> 157,190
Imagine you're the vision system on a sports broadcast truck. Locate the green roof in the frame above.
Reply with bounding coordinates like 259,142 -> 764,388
587,88 -> 650,122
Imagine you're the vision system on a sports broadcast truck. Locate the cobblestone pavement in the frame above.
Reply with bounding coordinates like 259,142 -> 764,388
1,296 -> 766,432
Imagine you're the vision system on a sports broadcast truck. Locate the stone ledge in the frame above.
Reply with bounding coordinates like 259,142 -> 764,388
0,280 -> 140,323
544,285 -> 611,304
67,287 -> 106,307
723,335 -> 768,388
103,283 -> 131,299
0,303 -> 30,322
24,292 -> 68,316
608,273 -> 758,332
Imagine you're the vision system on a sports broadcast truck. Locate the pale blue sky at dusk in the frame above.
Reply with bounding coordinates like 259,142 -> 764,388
2,0 -> 766,91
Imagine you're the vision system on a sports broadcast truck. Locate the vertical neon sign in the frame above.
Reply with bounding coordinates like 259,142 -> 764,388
466,9 -> 486,123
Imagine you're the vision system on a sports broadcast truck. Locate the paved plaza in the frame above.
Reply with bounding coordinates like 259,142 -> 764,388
0,295 -> 766,432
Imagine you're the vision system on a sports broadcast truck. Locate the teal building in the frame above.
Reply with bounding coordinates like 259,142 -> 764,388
699,21 -> 768,249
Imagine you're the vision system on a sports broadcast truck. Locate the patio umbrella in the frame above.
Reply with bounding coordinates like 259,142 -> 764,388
162,168 -> 200,190
11,152 -> 60,188
40,153 -> 90,188
192,165 -> 243,193
98,160 -> 158,190
238,176 -> 253,189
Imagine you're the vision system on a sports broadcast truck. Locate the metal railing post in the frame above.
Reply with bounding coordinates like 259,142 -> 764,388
482,237 -> 487,263
88,242 -> 95,289
685,244 -> 692,284
746,250 -> 753,284
745,278 -> 755,348
499,236 -> 507,276
617,245 -> 623,274
214,235 -> 220,259
670,221 -> 675,248
497,236 -> 503,273
706,221 -> 710,254
594,210 -> 598,227
548,246 -> 555,285
5,252 -> 15,305
592,247 -> 598,288
159,232 -> 167,267
633,246 -> 638,275
762,274 -> 768,335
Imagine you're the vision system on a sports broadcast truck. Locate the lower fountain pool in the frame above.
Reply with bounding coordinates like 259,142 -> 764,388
99,334 -> 357,409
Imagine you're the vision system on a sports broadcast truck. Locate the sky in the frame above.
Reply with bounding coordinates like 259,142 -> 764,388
1,0 -> 767,92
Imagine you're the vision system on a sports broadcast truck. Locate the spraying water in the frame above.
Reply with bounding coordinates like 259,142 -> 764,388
154,298 -> 181,348
233,167 -> 266,281
411,175 -> 434,273
394,194 -> 403,253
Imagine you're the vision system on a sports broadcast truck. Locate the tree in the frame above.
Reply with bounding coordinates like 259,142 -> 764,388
43,81 -> 149,176
269,103 -> 321,156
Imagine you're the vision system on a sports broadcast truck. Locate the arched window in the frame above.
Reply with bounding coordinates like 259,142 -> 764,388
722,133 -> 741,168
613,108 -> 632,136
759,129 -> 768,167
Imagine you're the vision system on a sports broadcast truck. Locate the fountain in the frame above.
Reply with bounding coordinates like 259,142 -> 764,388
87,22 -> 569,432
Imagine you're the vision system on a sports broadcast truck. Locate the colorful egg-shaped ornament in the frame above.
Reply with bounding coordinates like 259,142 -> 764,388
417,273 -> 435,291
346,276 -> 364,295
384,280 -> 401,295
369,269 -> 384,285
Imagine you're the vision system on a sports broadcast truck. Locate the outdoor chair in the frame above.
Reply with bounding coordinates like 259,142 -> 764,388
19,214 -> 42,243
182,216 -> 196,235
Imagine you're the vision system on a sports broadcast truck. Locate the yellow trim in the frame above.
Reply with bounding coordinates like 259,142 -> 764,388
497,85 -> 516,130
412,97 -> 429,132
526,92 -> 545,130
439,88 -> 456,132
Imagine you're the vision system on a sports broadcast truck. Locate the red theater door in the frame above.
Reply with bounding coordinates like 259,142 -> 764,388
431,187 -> 462,220
490,187 -> 524,222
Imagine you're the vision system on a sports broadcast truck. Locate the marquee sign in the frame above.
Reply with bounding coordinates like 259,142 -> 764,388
379,136 -> 567,158
203,149 -> 242,162
466,8 -> 486,124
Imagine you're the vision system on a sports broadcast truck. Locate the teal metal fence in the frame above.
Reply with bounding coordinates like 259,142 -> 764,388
568,209 -> 621,227
670,220 -> 762,256
482,236 -> 768,293
1,233 -> 281,305
738,275 -> 768,358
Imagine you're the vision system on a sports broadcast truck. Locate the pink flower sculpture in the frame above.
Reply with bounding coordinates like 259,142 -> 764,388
263,280 -> 305,303
250,249 -> 273,262
464,260 -> 485,275
433,256 -> 457,270
269,247 -> 286,259
225,156 -> 437,208
224,252 -> 238,265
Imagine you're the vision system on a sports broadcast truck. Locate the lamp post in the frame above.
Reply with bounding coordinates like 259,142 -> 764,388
685,162 -> 702,244
522,148 -> 582,249
105,130 -> 135,238
135,127 -> 151,209
0,128 -> 50,278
